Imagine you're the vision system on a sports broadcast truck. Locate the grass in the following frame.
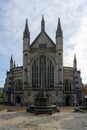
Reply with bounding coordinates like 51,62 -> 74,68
0,109 -> 3,112
84,109 -> 87,112
0,97 -> 3,105
0,109 -> 7,112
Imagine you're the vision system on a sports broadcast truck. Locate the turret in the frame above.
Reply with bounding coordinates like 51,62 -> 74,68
23,19 -> 30,51
23,19 -> 30,89
41,15 -> 45,32
10,55 -> 13,70
55,18 -> 63,93
56,18 -> 63,50
73,54 -> 77,70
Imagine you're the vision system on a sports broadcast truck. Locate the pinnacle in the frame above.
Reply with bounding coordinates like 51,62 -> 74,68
56,18 -> 63,37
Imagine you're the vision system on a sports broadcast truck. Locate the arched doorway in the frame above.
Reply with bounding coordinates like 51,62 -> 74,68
15,96 -> 21,106
65,96 -> 72,106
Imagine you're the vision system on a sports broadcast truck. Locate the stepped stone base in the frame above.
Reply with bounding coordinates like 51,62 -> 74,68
27,90 -> 60,115
27,105 -> 60,115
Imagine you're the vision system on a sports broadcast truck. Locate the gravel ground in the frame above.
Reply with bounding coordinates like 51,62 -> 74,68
0,110 -> 87,130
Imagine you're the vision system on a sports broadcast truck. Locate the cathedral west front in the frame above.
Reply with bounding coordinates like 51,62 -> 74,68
3,16 -> 84,106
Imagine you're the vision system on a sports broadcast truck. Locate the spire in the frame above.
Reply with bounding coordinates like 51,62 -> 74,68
10,55 -> 13,63
10,55 -> 13,69
41,15 -> 45,32
56,18 -> 63,37
23,19 -> 30,39
73,54 -> 77,70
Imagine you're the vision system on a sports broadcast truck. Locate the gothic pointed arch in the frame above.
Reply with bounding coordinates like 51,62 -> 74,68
31,55 -> 54,89
14,79 -> 22,91
15,96 -> 21,104
64,79 -> 72,91
32,57 -> 38,88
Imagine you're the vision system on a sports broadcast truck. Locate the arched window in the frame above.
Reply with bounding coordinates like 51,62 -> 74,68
32,60 -> 38,88
47,60 -> 54,88
32,55 -> 54,89
14,80 -> 22,91
64,80 -> 71,91
40,55 -> 46,88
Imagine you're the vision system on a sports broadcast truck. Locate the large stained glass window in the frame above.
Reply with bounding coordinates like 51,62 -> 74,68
32,60 -> 38,88
32,55 -> 54,89
47,60 -> 54,87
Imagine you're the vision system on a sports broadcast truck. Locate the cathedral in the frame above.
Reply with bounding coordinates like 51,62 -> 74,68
3,16 -> 84,106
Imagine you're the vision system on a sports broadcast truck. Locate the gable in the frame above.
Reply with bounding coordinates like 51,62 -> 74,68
30,32 -> 55,49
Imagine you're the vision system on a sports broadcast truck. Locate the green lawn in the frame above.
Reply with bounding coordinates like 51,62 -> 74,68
0,109 -> 3,112
84,109 -> 87,112
0,97 -> 3,105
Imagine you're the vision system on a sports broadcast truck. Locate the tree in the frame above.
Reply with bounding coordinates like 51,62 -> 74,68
84,84 -> 87,95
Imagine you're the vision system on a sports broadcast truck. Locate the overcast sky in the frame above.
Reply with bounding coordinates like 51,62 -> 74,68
0,0 -> 87,87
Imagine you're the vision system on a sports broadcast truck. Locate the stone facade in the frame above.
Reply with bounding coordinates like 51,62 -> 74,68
3,16 -> 84,106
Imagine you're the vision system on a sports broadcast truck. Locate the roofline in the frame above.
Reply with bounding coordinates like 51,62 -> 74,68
30,31 -> 55,48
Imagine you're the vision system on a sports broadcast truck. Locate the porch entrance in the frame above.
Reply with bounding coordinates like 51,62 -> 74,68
65,96 -> 72,106
15,96 -> 21,106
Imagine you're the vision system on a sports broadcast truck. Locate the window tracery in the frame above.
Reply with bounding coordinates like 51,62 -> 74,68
32,56 -> 54,89
14,80 -> 22,91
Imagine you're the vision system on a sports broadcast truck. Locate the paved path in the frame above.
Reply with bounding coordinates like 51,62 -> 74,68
0,110 -> 87,130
